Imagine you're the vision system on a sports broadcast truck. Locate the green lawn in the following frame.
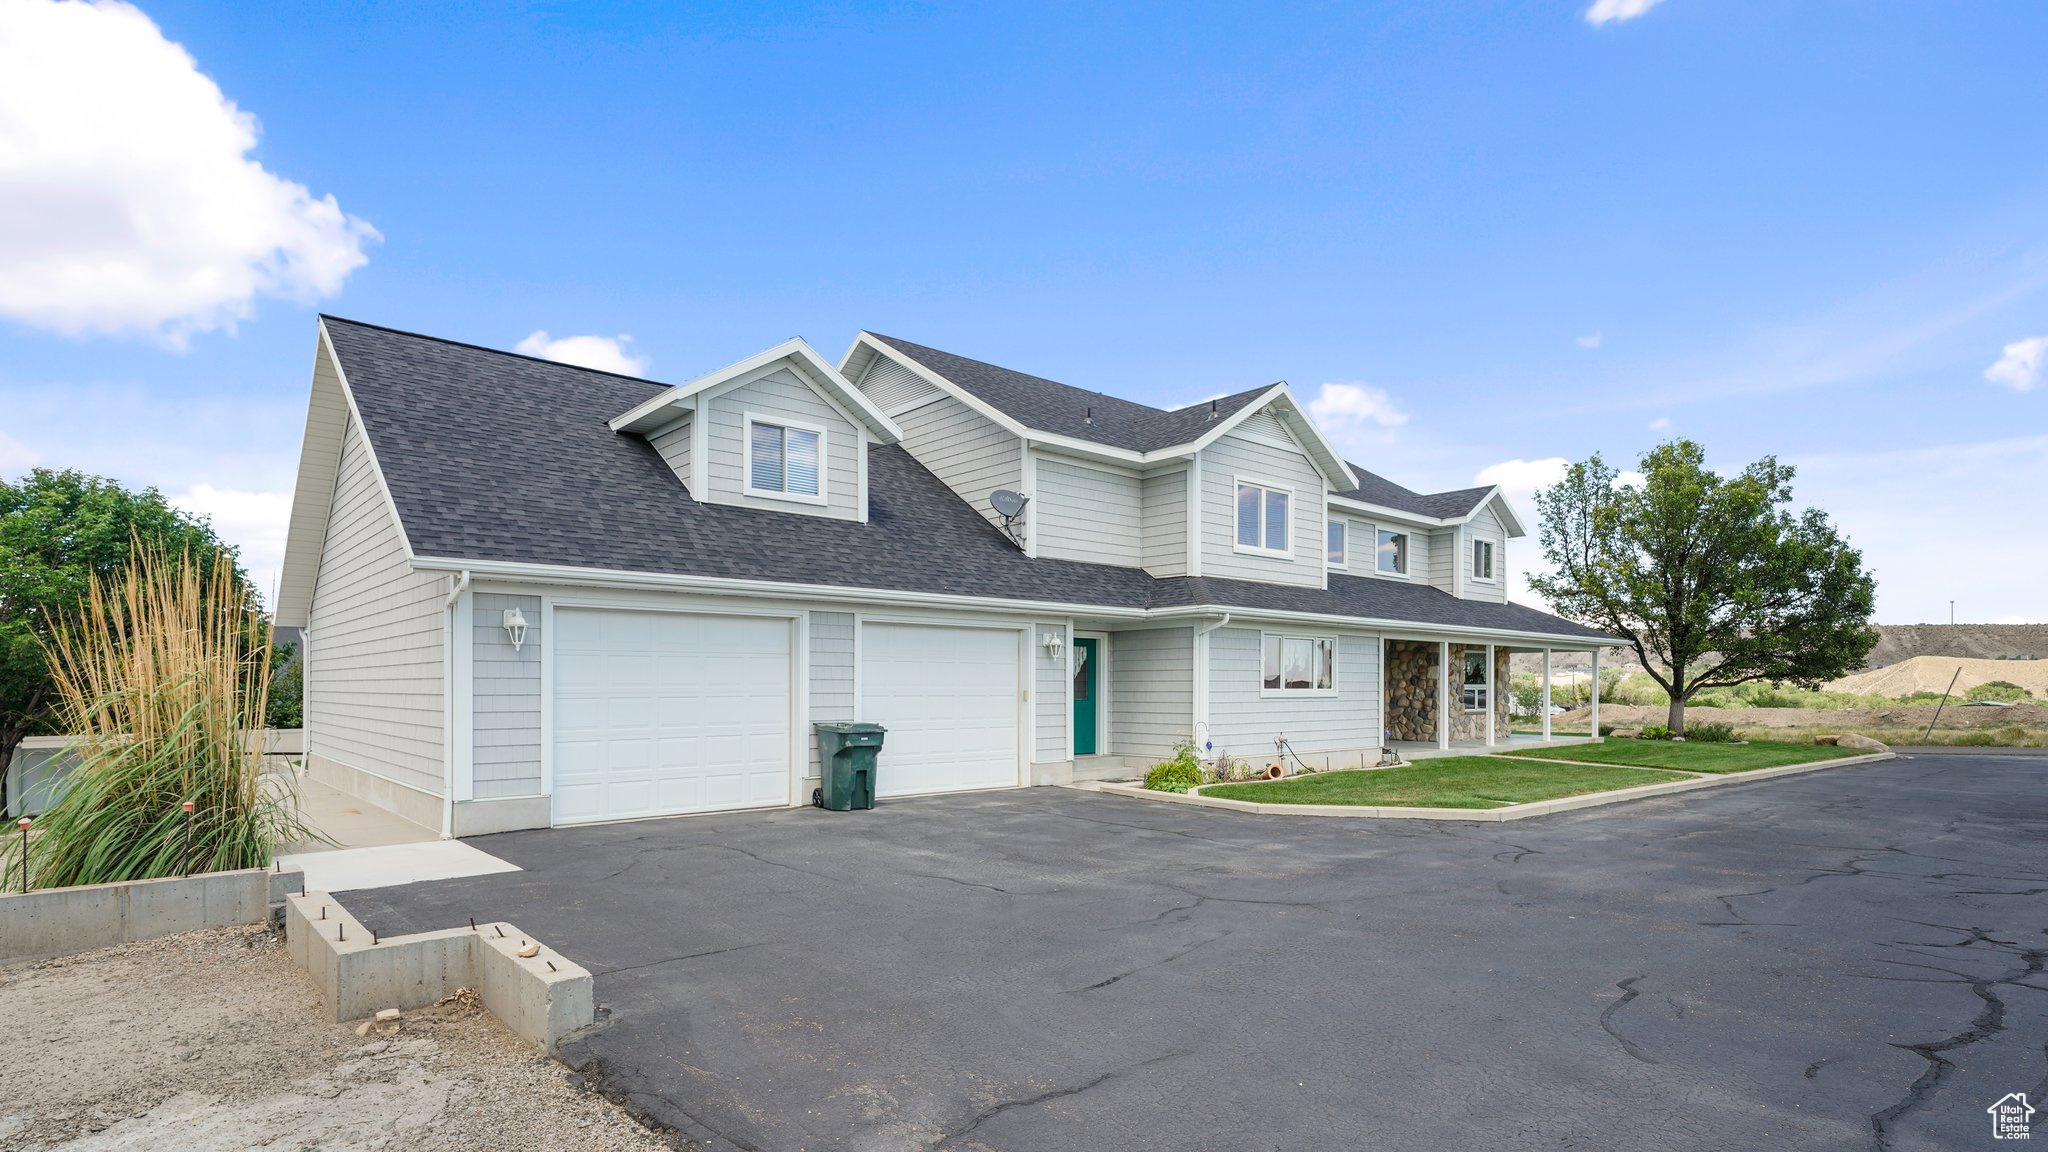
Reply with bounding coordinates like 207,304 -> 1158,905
1502,739 -> 1863,774
1199,756 -> 1688,809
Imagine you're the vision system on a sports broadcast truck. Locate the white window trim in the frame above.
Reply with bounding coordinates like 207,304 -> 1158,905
1471,538 -> 1497,583
1373,524 -> 1413,580
1461,650 -> 1491,713
1258,630 -> 1339,698
742,411 -> 830,506
1232,476 -> 1296,560
1326,518 -> 1347,569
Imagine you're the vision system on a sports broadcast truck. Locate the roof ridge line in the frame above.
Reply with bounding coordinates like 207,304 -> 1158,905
319,313 -> 678,387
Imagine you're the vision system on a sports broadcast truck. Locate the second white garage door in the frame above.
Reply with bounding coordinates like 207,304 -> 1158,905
551,608 -> 791,825
859,623 -> 1022,797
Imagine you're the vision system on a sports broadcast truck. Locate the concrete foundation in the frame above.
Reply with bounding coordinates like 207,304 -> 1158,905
452,795 -> 551,836
304,752 -> 442,833
283,891 -> 593,1055
1,866 -> 305,966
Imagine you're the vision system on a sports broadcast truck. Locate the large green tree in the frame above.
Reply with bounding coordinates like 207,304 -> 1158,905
1528,439 -> 1877,735
1,469 -> 251,812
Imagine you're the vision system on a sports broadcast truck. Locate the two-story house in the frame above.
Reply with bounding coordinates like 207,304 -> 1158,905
276,318 -> 1618,836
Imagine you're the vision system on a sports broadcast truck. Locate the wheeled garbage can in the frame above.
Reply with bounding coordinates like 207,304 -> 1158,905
814,722 -> 886,810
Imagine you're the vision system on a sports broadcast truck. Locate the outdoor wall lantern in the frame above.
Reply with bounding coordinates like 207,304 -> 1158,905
503,607 -> 529,652
1041,631 -> 1064,661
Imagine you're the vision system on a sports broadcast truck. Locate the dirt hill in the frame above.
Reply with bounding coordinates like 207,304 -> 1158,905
1827,655 -> 2048,698
1864,624 -> 2048,668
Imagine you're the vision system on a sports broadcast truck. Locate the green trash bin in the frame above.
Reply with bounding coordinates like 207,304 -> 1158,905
814,722 -> 886,811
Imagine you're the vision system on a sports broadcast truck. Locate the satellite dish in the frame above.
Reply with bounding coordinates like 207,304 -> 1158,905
989,489 -> 1028,518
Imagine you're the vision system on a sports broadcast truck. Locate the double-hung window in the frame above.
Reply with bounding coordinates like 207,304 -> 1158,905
1472,539 -> 1495,581
1461,650 -> 1490,713
1326,520 -> 1346,567
745,414 -> 825,504
1376,529 -> 1408,575
1235,480 -> 1292,557
1262,633 -> 1336,695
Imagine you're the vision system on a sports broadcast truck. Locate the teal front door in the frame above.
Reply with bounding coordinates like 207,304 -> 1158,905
1072,637 -> 1099,756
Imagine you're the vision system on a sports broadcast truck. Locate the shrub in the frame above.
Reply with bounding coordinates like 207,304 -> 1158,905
1145,738 -> 1208,794
1637,725 -> 1673,740
1966,680 -> 2032,704
1685,721 -> 1737,743
6,545 -> 314,889
265,640 -> 304,729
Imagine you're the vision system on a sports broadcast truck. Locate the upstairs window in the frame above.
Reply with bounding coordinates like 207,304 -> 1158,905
1262,633 -> 1336,694
1377,529 -> 1408,575
1235,480 -> 1292,557
1472,538 -> 1496,581
746,415 -> 825,503
1326,520 -> 1346,567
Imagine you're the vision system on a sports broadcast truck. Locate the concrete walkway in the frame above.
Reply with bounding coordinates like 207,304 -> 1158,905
274,777 -> 518,893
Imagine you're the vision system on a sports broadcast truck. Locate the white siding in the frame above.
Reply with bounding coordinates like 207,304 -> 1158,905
648,415 -> 692,496
1034,455 -> 1142,566
893,392 -> 1024,532
1464,502 -> 1508,603
1033,619 -> 1069,763
1140,466 -> 1189,578
472,593 -> 541,799
703,367 -> 862,520
856,357 -> 943,414
807,611 -> 856,780
1205,629 -> 1381,759
1197,431 -> 1326,588
305,417 -> 446,798
1428,527 -> 1457,594
1108,627 -> 1193,758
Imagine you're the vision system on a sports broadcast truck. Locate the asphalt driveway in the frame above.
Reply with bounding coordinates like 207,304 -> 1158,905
344,752 -> 2048,1151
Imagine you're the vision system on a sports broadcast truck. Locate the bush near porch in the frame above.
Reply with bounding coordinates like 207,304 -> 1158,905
1199,756 -> 1686,809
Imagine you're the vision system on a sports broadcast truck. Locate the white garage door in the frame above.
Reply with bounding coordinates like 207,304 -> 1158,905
859,623 -> 1021,797
551,608 -> 790,824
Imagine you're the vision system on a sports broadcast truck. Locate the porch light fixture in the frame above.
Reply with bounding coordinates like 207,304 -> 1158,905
1042,631 -> 1064,661
502,607 -> 529,652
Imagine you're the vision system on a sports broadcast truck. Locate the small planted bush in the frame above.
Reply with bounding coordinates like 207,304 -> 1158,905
1636,725 -> 1673,740
1685,721 -> 1737,743
1966,680 -> 2032,704
1145,738 -> 1208,794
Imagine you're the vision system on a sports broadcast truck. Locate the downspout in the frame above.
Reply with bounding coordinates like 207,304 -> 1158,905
442,570 -> 470,839
1191,613 -> 1230,754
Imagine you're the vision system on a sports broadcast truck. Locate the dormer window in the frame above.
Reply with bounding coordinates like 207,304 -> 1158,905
1472,538 -> 1496,582
1377,529 -> 1408,575
1234,479 -> 1292,558
745,414 -> 826,504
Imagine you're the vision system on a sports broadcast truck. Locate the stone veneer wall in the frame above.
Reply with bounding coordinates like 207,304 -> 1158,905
1384,640 -> 1512,742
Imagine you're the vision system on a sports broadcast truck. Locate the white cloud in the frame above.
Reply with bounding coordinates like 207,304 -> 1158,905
1984,335 -> 2046,392
1575,331 -> 1603,350
1648,416 -> 1671,430
0,0 -> 377,343
1306,381 -> 1407,431
1613,469 -> 1647,488
515,330 -> 651,376
1585,0 -> 1665,27
170,484 -> 291,607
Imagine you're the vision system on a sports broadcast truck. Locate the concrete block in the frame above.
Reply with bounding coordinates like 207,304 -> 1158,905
284,891 -> 594,1056
2,868 -> 275,965
451,795 -> 551,836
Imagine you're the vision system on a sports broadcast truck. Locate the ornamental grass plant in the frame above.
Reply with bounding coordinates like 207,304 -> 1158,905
4,544 -> 312,889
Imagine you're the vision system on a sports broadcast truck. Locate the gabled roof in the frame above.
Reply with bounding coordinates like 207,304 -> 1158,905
282,316 -> 1608,643
1330,463 -> 1527,536
610,337 -> 901,443
844,333 -> 1357,489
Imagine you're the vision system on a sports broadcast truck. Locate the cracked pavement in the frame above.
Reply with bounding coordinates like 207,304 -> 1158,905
342,750 -> 2048,1151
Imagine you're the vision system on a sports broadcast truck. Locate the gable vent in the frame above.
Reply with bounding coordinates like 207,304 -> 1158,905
858,358 -> 943,415
1235,409 -> 1291,443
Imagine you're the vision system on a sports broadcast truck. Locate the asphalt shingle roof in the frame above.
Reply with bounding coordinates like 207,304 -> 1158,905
1331,463 -> 1494,520
321,317 -> 1611,642
869,335 -> 1273,453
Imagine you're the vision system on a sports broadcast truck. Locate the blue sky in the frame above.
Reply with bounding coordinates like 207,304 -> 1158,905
1,0 -> 2044,622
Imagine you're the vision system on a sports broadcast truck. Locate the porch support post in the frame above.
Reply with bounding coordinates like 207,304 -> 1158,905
1590,646 -> 1602,740
1541,649 -> 1553,742
1484,643 -> 1497,747
1437,640 -> 1451,751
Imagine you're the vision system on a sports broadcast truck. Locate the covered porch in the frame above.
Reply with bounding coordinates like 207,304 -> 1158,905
1379,636 -> 1608,754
